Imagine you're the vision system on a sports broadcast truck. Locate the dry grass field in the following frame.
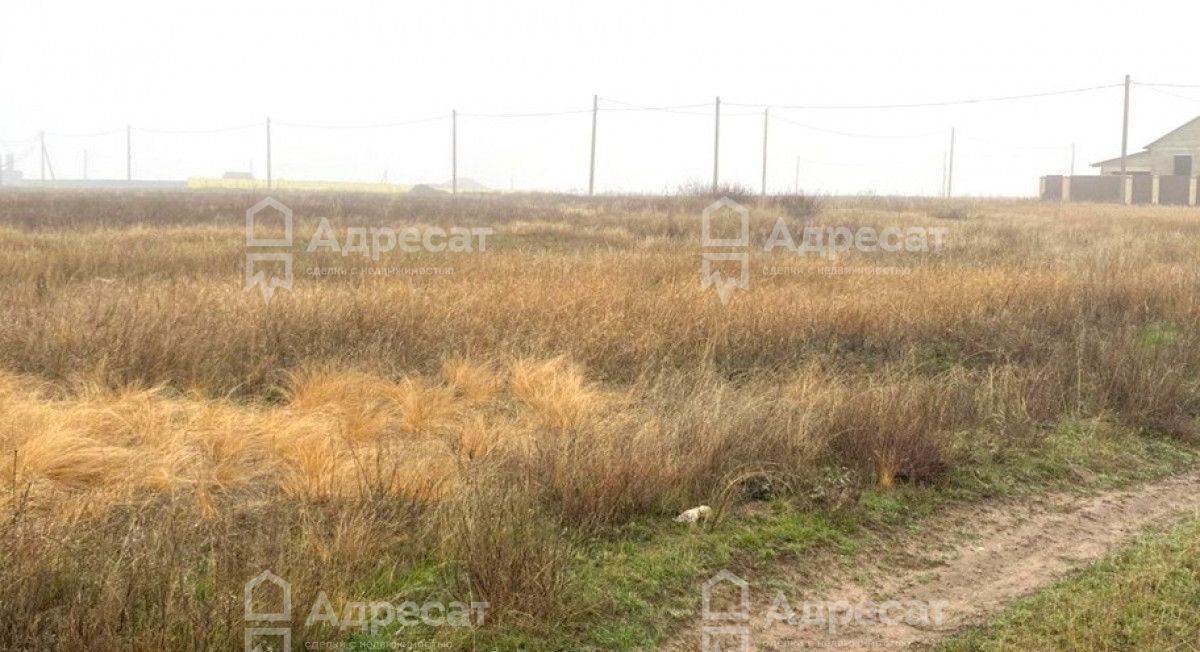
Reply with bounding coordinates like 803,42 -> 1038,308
0,190 -> 1198,650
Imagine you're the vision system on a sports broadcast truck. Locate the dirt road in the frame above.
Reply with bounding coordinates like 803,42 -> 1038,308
664,470 -> 1200,651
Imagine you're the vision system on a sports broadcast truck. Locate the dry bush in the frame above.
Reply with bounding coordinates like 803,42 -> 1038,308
768,192 -> 822,220
1085,327 -> 1200,438
510,356 -> 600,432
437,468 -> 572,623
818,373 -> 974,488
0,494 -> 430,650
441,356 -> 502,403
675,179 -> 756,203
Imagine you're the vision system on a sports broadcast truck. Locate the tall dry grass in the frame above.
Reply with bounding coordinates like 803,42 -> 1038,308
0,190 -> 1198,648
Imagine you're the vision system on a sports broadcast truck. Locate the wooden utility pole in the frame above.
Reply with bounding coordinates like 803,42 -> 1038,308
40,131 -> 45,181
265,117 -> 272,190
588,94 -> 598,195
712,96 -> 720,194
794,156 -> 800,194
1070,143 -> 1076,176
83,150 -> 88,180
947,128 -> 956,198
451,109 -> 458,195
760,108 -> 769,197
126,125 -> 132,182
1120,74 -> 1131,175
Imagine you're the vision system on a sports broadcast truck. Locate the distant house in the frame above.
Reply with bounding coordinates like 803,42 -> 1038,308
222,171 -> 255,180
1093,116 -> 1200,176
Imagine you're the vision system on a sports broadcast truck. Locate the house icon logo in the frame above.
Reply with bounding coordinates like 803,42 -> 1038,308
700,569 -> 751,652
700,197 -> 751,306
244,197 -> 295,304
243,570 -> 292,652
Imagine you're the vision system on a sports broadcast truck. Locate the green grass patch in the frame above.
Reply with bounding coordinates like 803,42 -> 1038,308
358,418 -> 1198,651
1136,321 -> 1182,348
944,417 -> 1197,501
940,516 -> 1200,652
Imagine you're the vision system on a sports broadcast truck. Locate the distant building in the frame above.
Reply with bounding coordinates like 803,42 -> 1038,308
439,177 -> 488,192
222,171 -> 255,180
408,184 -> 448,195
0,153 -> 21,181
1092,116 -> 1200,176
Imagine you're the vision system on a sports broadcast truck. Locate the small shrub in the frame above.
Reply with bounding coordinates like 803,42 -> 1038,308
675,179 -> 756,203
770,193 -> 822,220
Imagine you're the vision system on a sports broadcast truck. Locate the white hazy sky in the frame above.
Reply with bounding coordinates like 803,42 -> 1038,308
3,0 -> 1200,195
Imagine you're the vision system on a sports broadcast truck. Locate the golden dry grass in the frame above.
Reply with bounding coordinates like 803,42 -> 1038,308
0,191 -> 1198,649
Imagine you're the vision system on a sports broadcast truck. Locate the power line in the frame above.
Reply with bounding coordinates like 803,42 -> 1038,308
134,123 -> 261,135
599,98 -> 762,117
43,128 -> 125,139
957,132 -> 1074,151
458,108 -> 592,118
1139,85 -> 1200,104
1134,81 -> 1200,89
3,82 -> 1140,144
0,79 -> 1172,194
726,83 -> 1121,111
769,112 -> 941,139
598,97 -> 712,115
274,115 -> 448,129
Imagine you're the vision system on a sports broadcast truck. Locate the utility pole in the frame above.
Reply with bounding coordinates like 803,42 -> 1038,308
794,156 -> 800,194
1120,74 -> 1131,175
760,108 -> 769,197
83,150 -> 88,180
947,128 -> 956,198
39,134 -> 55,181
451,109 -> 458,195
942,151 -> 948,197
712,96 -> 720,194
588,94 -> 598,195
265,117 -> 272,190
1070,143 -> 1076,177
126,125 -> 132,182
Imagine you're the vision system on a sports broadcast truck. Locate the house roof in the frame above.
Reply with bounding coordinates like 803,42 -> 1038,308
1144,115 -> 1200,149
1090,149 -> 1152,168
1091,115 -> 1200,167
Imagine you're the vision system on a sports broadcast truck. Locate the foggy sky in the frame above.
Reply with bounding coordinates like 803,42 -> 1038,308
3,0 -> 1200,196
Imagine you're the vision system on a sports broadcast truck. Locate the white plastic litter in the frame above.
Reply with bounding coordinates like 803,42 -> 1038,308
674,505 -> 712,523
